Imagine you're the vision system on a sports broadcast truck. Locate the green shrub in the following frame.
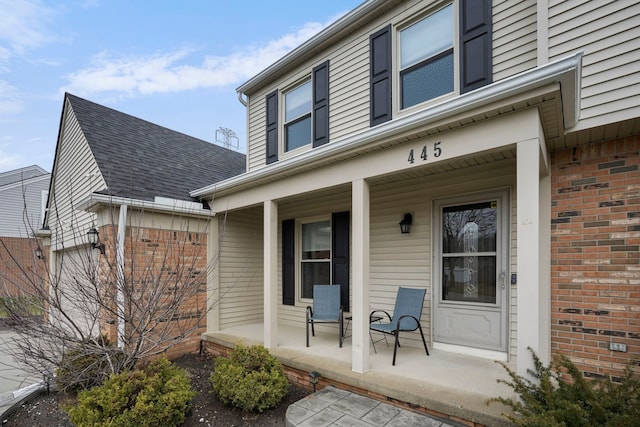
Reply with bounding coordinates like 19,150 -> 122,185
490,348 -> 640,426
55,335 -> 125,392
66,355 -> 195,427
210,344 -> 289,412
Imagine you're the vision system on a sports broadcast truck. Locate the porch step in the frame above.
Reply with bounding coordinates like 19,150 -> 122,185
286,386 -> 465,427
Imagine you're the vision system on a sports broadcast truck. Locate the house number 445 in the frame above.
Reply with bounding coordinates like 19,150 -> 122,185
407,142 -> 442,164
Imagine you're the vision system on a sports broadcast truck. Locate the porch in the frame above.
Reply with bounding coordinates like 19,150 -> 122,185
202,323 -> 516,427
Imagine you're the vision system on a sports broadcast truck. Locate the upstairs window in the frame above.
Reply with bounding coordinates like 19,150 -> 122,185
265,61 -> 329,164
400,3 -> 454,109
369,0 -> 492,126
284,80 -> 312,152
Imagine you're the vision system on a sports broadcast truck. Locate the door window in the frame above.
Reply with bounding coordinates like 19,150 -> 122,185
441,201 -> 497,304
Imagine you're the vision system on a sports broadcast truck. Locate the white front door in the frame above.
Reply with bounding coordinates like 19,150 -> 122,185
433,190 -> 509,353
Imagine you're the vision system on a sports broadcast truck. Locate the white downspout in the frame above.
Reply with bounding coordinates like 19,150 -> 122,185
116,204 -> 128,348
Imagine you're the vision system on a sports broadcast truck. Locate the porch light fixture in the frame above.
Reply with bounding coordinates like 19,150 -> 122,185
399,213 -> 412,234
309,371 -> 320,392
87,226 -> 105,255
35,247 -> 44,260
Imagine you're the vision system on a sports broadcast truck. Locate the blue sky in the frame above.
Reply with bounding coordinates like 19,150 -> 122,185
0,0 -> 362,173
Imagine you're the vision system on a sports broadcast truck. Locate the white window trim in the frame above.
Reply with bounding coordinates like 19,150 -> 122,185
280,76 -> 312,161
394,1 -> 460,118
297,215 -> 332,303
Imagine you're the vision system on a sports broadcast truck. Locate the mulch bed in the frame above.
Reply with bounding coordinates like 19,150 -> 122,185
1,352 -> 310,427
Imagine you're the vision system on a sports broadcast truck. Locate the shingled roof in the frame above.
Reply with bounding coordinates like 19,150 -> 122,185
66,93 -> 246,202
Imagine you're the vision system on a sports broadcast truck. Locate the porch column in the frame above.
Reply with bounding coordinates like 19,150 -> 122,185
207,215 -> 220,332
352,179 -> 370,373
264,200 -> 278,349
516,138 -> 551,377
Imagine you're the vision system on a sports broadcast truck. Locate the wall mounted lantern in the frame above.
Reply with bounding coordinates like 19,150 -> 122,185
35,247 -> 45,260
399,213 -> 413,234
87,227 -> 106,255
309,371 -> 320,392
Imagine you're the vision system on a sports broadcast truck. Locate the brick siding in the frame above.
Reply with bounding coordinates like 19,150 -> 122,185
550,135 -> 640,380
0,236 -> 45,298
98,225 -> 207,356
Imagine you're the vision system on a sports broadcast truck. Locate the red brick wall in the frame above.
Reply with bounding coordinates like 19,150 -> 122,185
97,225 -> 207,357
550,135 -> 639,380
202,341 -> 486,427
0,236 -> 45,298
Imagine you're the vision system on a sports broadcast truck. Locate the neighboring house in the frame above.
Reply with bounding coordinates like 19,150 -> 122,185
190,0 -> 639,423
40,93 -> 246,355
0,165 -> 50,299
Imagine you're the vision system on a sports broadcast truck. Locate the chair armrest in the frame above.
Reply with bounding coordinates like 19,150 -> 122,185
306,306 -> 313,319
370,310 -> 392,323
396,314 -> 420,332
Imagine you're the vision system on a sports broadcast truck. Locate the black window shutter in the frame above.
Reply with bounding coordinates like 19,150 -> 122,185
282,219 -> 295,305
312,60 -> 329,148
460,0 -> 492,94
369,25 -> 392,127
332,211 -> 350,311
265,90 -> 279,164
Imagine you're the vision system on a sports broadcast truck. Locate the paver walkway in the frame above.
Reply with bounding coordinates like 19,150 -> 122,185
286,386 -> 464,427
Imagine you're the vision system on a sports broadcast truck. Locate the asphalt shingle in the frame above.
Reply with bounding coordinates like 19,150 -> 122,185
66,93 -> 246,202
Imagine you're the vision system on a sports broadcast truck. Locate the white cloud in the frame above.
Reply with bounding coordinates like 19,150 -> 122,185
0,80 -> 23,114
62,21 -> 327,97
0,147 -> 20,171
0,0 -> 58,65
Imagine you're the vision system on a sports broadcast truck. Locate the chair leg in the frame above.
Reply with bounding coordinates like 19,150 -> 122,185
392,333 -> 400,366
306,319 -> 310,347
418,325 -> 429,356
339,317 -> 343,348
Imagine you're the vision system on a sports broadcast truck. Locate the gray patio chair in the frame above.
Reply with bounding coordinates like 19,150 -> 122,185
306,284 -> 344,348
369,287 -> 429,365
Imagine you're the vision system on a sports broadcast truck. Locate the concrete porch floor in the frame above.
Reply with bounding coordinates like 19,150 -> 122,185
201,323 -> 516,427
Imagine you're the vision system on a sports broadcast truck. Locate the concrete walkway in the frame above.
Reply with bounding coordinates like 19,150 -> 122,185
0,330 -> 45,421
286,386 -> 466,427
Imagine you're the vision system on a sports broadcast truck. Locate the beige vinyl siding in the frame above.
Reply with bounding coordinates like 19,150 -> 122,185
217,208 -> 264,330
244,0 -> 541,173
327,34 -> 370,142
492,0 -> 538,81
369,179 -> 431,348
370,159 -> 517,350
48,102 -> 104,250
277,188 -> 352,330
246,94 -> 267,171
52,247 -> 100,336
549,0 -> 640,129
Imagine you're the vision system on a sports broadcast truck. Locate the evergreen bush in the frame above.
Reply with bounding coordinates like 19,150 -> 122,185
66,355 -> 195,427
55,335 -> 124,392
490,348 -> 640,426
210,343 -> 289,412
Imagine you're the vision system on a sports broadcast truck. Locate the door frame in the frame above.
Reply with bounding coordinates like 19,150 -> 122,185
432,188 -> 510,359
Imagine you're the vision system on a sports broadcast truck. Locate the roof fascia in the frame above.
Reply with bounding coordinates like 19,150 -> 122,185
194,52 -> 583,199
76,193 -> 214,219
236,0 -> 383,95
0,173 -> 50,192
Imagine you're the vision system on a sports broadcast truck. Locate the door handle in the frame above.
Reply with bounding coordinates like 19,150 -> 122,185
500,270 -> 506,290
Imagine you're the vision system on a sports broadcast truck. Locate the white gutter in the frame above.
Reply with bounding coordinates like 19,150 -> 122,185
236,0 -> 382,95
116,204 -> 127,348
193,52 -> 583,199
76,193 -> 215,218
